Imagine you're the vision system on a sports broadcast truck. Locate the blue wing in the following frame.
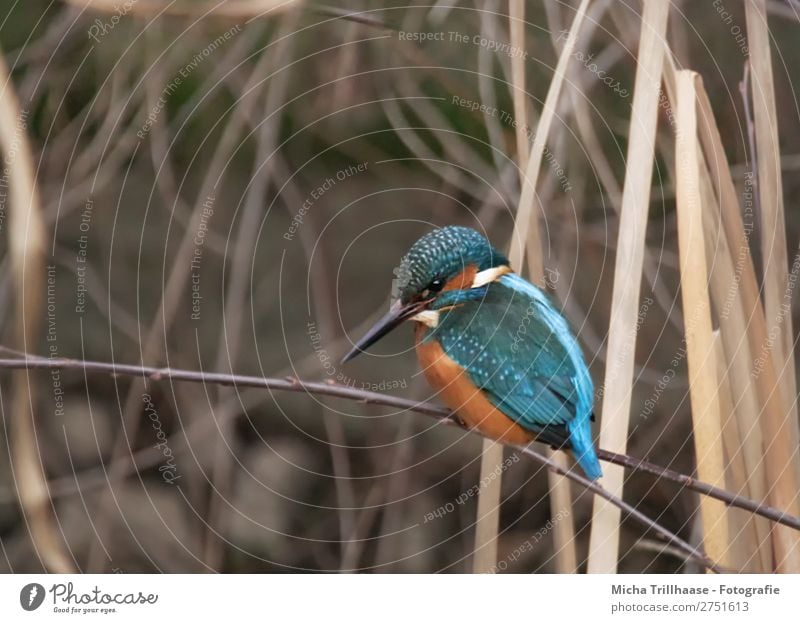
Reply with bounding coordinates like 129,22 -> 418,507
429,274 -> 602,479
497,274 -> 595,421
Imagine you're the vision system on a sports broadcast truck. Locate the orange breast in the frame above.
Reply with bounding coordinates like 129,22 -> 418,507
415,325 -> 535,445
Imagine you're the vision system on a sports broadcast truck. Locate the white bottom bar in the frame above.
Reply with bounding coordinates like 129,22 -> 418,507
1,574 -> 797,621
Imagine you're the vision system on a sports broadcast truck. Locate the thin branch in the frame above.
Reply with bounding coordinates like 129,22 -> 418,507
0,353 -> 723,572
595,449 -> 799,531
2,353 -> 799,534
508,443 -> 723,573
3,353 -> 799,536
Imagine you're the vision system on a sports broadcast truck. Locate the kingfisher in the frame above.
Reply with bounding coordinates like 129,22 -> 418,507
341,226 -> 602,480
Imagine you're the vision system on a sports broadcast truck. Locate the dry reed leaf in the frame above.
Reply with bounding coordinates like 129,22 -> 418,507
515,0 -> 577,576
744,0 -> 800,464
744,0 -> 800,572
693,78 -> 772,572
508,0 -> 589,273
64,0 -> 300,18
674,70 -> 729,569
472,443 -> 503,572
0,49 -> 73,572
712,331 -> 760,572
477,0 -> 590,576
510,0 -> 530,171
698,182 -> 771,572
688,61 -> 800,571
667,21 -> 800,572
471,0 -> 535,575
587,0 -> 669,574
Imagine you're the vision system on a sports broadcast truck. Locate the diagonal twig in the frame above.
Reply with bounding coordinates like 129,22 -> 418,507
1,353 -> 798,534
11,352 -> 800,571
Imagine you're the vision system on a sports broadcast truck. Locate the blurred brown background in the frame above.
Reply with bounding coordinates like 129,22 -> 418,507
0,0 -> 799,572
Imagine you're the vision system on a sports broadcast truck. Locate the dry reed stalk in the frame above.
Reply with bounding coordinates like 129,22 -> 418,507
542,449 -> 577,572
693,79 -> 772,572
472,444 -> 504,572
672,38 -> 800,573
745,0 -> 800,464
586,0 -> 669,574
713,331 -> 759,571
674,70 -> 730,569
473,1 -> 530,572
506,0 -> 576,576
509,1 -> 530,171
471,0 -> 534,574
698,183 -> 770,571
744,0 -> 800,572
0,49 -> 73,572
689,63 -> 799,570
509,0 -> 588,269
64,0 -> 300,18
483,0 -> 589,575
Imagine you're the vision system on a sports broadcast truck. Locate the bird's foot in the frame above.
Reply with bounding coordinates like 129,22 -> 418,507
449,414 -> 469,429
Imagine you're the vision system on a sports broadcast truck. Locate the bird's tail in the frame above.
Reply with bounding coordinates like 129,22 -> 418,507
566,418 -> 603,481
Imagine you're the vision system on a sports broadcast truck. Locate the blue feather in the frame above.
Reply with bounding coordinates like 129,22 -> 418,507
427,273 -> 602,480
498,274 -> 602,480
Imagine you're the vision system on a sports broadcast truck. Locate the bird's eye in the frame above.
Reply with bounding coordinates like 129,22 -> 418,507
429,278 -> 444,292
420,278 -> 444,300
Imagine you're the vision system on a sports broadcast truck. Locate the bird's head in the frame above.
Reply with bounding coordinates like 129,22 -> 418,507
341,226 -> 510,363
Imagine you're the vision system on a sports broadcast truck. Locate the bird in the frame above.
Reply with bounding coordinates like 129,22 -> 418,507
341,225 -> 602,480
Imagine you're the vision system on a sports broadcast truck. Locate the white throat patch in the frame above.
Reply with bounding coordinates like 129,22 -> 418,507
472,264 -> 512,288
411,310 -> 439,328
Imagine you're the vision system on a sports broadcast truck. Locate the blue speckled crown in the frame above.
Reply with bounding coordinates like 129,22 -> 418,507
395,226 -> 509,302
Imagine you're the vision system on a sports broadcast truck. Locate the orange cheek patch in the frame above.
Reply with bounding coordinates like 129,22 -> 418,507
442,265 -> 478,291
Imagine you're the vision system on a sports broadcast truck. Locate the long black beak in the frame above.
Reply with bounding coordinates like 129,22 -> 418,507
341,299 -> 427,364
